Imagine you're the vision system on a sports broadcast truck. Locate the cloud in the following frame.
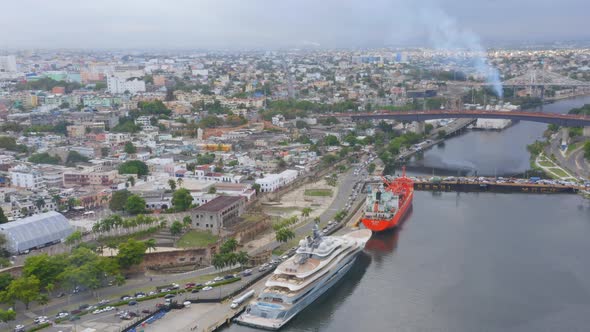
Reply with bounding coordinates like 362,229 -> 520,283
0,0 -> 587,49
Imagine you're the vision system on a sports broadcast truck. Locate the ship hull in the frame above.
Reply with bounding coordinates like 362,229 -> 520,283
361,190 -> 413,232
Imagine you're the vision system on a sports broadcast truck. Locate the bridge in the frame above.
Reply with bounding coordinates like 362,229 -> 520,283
329,110 -> 590,127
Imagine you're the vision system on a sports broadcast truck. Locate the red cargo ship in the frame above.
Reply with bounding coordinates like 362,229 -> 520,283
361,167 -> 414,232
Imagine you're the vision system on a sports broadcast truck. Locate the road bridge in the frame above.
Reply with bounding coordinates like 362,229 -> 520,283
328,110 -> 590,127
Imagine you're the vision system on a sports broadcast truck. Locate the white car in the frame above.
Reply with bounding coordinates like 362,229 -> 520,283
205,280 -> 214,286
213,276 -> 224,282
92,309 -> 103,315
202,286 -> 213,291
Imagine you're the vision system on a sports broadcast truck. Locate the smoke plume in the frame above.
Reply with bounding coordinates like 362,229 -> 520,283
417,5 -> 503,97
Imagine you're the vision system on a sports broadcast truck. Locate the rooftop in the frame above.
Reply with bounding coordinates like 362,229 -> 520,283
194,195 -> 243,213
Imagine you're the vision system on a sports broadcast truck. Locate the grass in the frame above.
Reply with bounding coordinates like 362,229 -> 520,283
177,230 -> 218,248
304,188 -> 333,197
242,213 -> 267,223
264,206 -> 301,216
548,168 -> 570,178
538,158 -> 554,167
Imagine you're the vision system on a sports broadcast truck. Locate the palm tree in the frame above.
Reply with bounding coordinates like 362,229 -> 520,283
127,176 -> 135,187
145,238 -> 157,253
236,251 -> 250,269
177,177 -> 184,188
313,216 -> 321,224
301,207 -> 312,218
275,228 -> 295,243
168,179 -> 176,191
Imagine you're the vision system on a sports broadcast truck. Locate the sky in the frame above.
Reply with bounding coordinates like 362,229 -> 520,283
0,0 -> 587,49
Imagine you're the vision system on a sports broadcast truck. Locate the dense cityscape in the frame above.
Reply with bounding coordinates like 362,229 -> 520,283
0,2 -> 590,332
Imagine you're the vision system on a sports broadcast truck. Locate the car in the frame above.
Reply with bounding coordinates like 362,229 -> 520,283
14,325 -> 25,332
183,301 -> 192,308
87,305 -> 97,311
129,312 -> 138,317
136,294 -> 145,299
56,292 -> 65,298
56,312 -> 69,318
185,282 -> 196,289
120,295 -> 131,300
202,286 -> 213,291
204,280 -> 214,286
241,269 -> 252,276
156,303 -> 166,308
98,299 -> 110,305
213,276 -> 224,282
134,292 -> 146,297
104,306 -> 115,311
92,309 -> 103,315
281,255 -> 289,260
121,296 -> 133,301
70,309 -> 82,315
223,274 -> 235,280
164,294 -> 175,299
79,304 -> 89,310
128,300 -> 138,306
148,291 -> 157,296
141,309 -> 151,314
165,298 -> 172,304
69,316 -> 81,321
34,316 -> 48,324
191,288 -> 200,293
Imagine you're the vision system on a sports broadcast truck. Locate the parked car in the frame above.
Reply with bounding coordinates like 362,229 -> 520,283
128,300 -> 138,306
14,325 -> 25,332
224,274 -> 235,280
202,286 -> 213,291
213,276 -> 224,282
141,309 -> 151,314
164,294 -> 175,299
191,288 -> 200,293
69,316 -> 81,321
241,269 -> 252,276
78,304 -> 89,310
183,301 -> 192,308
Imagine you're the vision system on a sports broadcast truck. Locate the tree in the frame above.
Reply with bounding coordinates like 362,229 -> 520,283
275,228 -> 295,243
145,239 -> 157,253
301,207 -> 312,218
118,160 -> 149,176
172,189 -> 193,212
584,141 -> 590,161
0,309 -> 16,325
37,293 -> 49,315
5,275 -> 41,309
65,231 -> 82,245
220,238 -> 238,254
28,153 -> 61,165
323,135 -> 340,146
170,221 -> 183,237
125,195 -> 146,215
23,254 -> 67,290
177,177 -> 184,188
168,179 -> 177,191
109,190 -> 131,211
117,239 -> 147,269
0,207 -> 8,224
127,176 -> 135,187
124,142 -> 137,154
65,151 -> 89,166
367,163 -> 376,174
0,273 -> 13,292
208,186 -> 217,194
437,130 -> 447,139
252,183 -> 261,195
182,216 -> 192,229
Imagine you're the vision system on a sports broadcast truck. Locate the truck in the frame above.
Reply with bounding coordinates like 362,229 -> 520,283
230,290 -> 255,309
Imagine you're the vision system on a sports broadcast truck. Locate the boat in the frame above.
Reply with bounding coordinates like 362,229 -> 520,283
235,225 -> 372,330
361,167 -> 413,232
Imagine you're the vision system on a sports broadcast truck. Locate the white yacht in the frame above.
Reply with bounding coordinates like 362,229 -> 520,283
236,225 -> 372,330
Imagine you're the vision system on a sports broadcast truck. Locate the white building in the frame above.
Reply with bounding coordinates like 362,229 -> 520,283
10,165 -> 44,189
255,169 -> 298,193
135,116 -> 151,127
0,55 -> 17,73
107,75 -> 146,94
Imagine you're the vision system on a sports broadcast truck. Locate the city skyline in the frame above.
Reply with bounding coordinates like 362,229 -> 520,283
0,0 -> 588,49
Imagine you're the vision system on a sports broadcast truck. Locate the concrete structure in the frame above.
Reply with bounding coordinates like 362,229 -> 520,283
9,165 -> 44,189
190,195 -> 246,233
0,211 -> 73,254
0,55 -> 17,73
63,169 -> 118,187
107,75 -> 146,94
255,169 -> 299,193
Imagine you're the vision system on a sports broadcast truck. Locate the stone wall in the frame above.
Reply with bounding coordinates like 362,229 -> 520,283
139,247 -> 212,272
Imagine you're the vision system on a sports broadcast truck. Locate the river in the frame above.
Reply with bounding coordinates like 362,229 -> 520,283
221,96 -> 590,332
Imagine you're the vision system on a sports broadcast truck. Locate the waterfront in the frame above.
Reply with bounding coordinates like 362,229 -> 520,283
409,95 -> 590,177
221,95 -> 590,332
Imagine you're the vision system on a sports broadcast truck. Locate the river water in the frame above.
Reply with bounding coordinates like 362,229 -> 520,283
222,96 -> 590,332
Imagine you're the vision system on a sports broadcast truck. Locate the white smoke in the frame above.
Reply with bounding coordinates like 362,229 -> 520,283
417,5 -> 503,97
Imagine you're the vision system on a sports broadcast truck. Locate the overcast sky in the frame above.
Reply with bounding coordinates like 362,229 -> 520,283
0,0 -> 587,49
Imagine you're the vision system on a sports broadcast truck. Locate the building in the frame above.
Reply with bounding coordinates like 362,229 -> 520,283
190,196 -> 246,233
0,55 -> 17,73
0,211 -> 73,254
107,75 -> 146,94
10,165 -> 44,189
255,169 -> 299,193
63,169 -> 118,187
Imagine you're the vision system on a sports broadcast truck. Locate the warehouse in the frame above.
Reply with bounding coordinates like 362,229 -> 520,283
0,211 -> 74,254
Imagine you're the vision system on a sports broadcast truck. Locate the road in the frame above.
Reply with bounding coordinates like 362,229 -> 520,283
547,131 -> 590,179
